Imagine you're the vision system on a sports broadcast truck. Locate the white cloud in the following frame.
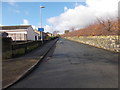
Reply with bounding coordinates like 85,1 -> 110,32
75,2 -> 80,7
46,0 -> 119,34
31,25 -> 52,33
15,10 -> 20,13
64,6 -> 68,12
32,25 -> 36,29
8,2 -> 15,6
86,0 -> 118,18
44,25 -> 54,33
22,19 -> 29,25
32,25 -> 38,30
8,0 -> 16,6
7,0 -> 18,8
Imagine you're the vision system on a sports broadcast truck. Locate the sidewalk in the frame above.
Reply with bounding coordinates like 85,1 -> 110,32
2,39 -> 58,89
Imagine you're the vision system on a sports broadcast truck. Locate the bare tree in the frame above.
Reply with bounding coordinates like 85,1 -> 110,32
69,27 -> 75,32
53,30 -> 60,36
96,17 -> 114,31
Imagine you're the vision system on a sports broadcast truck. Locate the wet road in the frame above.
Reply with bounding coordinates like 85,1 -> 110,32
11,38 -> 118,88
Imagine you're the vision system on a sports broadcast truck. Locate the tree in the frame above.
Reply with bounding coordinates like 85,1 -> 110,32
53,31 -> 59,36
96,17 -> 114,31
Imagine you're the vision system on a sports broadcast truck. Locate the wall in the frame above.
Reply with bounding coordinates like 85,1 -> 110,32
9,33 -> 27,41
2,37 -> 57,60
27,27 -> 37,41
64,35 -> 120,53
0,29 -> 27,41
34,32 -> 39,40
2,40 -> 42,59
2,37 -> 12,59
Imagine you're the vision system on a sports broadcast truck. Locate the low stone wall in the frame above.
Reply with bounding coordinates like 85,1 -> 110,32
64,35 -> 120,53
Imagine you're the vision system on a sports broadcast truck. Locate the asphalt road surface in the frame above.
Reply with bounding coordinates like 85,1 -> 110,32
11,38 -> 118,88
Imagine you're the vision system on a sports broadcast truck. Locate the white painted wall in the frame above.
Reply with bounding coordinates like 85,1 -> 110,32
0,29 -> 27,41
0,26 -> 39,41
34,32 -> 39,40
27,27 -> 39,41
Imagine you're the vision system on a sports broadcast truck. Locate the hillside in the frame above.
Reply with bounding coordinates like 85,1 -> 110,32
62,18 -> 119,37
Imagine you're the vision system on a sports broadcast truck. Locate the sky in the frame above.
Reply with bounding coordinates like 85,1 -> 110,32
1,0 -> 119,34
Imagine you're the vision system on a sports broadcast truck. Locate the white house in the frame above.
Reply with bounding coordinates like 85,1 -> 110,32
0,25 -> 39,41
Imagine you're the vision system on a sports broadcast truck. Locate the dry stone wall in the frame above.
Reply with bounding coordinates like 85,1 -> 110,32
64,35 -> 120,53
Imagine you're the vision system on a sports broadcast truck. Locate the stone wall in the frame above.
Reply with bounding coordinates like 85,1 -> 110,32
64,35 -> 120,53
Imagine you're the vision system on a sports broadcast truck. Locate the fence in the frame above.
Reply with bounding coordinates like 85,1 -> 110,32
11,41 -> 43,58
2,37 -> 52,59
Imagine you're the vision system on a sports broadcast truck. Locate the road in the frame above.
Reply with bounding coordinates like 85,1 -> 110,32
11,38 -> 118,88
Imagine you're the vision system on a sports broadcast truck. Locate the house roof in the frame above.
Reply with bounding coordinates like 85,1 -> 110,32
0,25 -> 31,30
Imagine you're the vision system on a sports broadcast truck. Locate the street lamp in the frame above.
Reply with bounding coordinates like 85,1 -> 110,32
40,6 -> 45,43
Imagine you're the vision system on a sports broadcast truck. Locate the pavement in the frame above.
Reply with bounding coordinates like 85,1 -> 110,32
2,39 -> 58,89
9,38 -> 118,88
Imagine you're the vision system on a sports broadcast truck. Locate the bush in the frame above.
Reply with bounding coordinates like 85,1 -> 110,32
2,37 -> 12,52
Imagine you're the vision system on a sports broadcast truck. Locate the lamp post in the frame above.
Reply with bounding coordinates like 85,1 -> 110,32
40,6 -> 45,43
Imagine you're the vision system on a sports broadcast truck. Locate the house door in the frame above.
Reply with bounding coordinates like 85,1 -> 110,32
35,36 -> 37,40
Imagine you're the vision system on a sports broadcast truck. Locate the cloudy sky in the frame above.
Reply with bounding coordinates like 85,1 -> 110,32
1,0 -> 119,34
